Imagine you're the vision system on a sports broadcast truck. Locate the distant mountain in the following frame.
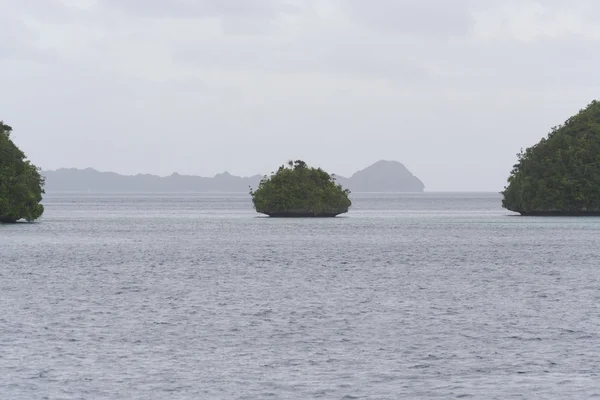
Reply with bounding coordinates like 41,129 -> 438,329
42,168 -> 264,193
335,160 -> 425,192
42,161 -> 424,193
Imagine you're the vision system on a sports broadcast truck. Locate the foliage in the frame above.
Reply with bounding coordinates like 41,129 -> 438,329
502,100 -> 600,213
0,121 -> 45,223
249,160 -> 352,215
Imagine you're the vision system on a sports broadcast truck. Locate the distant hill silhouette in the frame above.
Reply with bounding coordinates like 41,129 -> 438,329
42,160 -> 425,193
334,160 -> 425,193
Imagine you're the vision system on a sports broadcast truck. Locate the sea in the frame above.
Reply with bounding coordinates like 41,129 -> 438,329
1,192 -> 600,399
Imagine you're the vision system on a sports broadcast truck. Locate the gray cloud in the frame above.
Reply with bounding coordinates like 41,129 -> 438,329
172,30 -> 432,82
101,0 -> 299,18
170,2 -> 600,88
7,0 -> 80,23
468,38 -> 600,88
338,0 -> 480,37
99,0 -> 305,36
2,0 -> 600,191
0,17 -> 31,59
0,11 -> 50,61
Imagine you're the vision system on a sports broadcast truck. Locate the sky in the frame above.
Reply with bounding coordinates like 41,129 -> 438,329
2,0 -> 600,191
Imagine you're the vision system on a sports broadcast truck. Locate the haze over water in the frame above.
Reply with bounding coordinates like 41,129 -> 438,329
2,192 -> 600,399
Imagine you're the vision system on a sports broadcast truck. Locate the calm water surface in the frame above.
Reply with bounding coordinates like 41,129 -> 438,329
2,192 -> 600,399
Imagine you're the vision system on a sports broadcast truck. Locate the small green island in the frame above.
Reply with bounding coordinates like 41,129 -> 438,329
249,160 -> 352,217
502,99 -> 600,216
0,121 -> 45,223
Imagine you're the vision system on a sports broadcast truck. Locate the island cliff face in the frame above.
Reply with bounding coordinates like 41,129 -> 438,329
42,160 -> 425,193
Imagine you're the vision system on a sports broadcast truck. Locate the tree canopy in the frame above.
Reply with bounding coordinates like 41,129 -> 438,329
502,100 -> 600,215
250,160 -> 352,217
0,121 -> 45,223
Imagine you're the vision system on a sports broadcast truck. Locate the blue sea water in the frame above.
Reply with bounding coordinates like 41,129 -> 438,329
1,192 -> 600,399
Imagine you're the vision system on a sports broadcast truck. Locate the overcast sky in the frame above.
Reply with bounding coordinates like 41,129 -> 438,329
2,0 -> 599,191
